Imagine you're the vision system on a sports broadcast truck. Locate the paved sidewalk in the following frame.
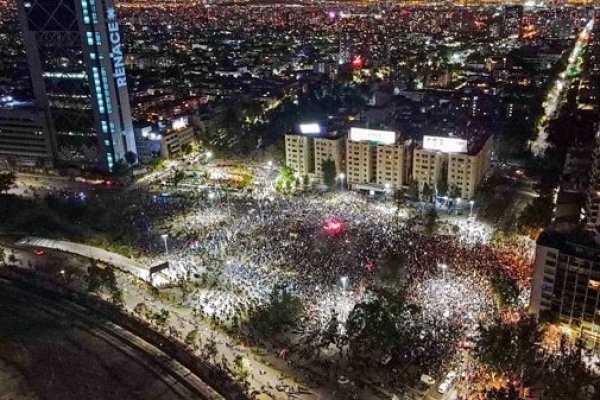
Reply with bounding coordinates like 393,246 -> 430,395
16,236 -> 150,280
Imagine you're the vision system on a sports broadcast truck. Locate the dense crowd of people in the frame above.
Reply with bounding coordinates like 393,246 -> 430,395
140,190 -> 533,381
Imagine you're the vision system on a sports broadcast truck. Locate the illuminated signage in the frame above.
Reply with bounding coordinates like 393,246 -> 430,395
423,136 -> 468,154
106,7 -> 126,88
349,127 -> 396,145
299,123 -> 321,135
172,116 -> 189,130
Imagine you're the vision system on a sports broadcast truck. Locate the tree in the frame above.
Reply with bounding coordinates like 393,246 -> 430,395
247,285 -> 303,336
424,208 -> 438,235
321,158 -> 337,189
437,163 -> 448,197
155,309 -> 170,329
111,288 -> 127,308
233,355 -> 250,382
87,263 -> 118,294
0,171 -> 16,194
393,189 -> 405,225
302,174 -> 310,187
276,165 -> 296,194
185,329 -> 201,349
518,195 -> 554,233
172,169 -> 185,187
87,262 -> 104,293
134,302 -> 151,319
202,335 -> 218,363
181,143 -> 193,156
407,180 -> 419,201
490,271 -> 519,307
545,339 -> 598,399
124,151 -> 137,167
345,293 -> 415,365
476,314 -> 543,378
421,182 -> 434,202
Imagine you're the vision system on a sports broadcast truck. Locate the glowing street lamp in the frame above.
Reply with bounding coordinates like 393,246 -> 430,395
340,276 -> 349,291
161,234 -> 169,254
338,173 -> 345,190
205,151 -> 213,161
438,263 -> 448,281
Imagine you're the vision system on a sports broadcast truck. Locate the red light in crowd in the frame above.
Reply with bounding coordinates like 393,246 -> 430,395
325,220 -> 345,235
351,55 -> 364,69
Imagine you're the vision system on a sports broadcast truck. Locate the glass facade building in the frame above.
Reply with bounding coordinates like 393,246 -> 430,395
17,0 -> 136,171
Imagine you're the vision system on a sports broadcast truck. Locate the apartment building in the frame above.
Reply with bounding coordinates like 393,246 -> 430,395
285,130 -> 344,181
0,104 -> 53,167
314,136 -> 345,179
413,134 -> 492,199
447,135 -> 492,199
160,117 -> 196,159
413,148 -> 445,193
345,127 -> 412,192
530,229 -> 600,345
285,134 -> 314,177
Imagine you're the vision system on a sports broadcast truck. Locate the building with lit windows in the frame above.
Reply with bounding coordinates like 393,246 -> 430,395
160,117 -> 196,159
285,134 -> 314,177
412,147 -> 445,194
314,135 -> 345,180
412,134 -> 492,200
345,127 -> 412,193
0,101 -> 53,167
17,0 -> 136,171
503,5 -> 523,38
530,229 -> 600,345
447,137 -> 492,199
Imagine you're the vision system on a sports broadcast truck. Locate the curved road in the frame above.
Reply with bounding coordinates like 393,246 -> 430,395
0,278 -> 222,400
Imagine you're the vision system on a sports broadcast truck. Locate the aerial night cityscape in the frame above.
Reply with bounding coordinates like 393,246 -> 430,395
2,0 -> 600,399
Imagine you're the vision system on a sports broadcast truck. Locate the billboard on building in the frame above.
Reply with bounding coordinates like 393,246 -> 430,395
172,116 -> 189,130
423,136 -> 468,153
299,123 -> 321,135
349,127 -> 396,145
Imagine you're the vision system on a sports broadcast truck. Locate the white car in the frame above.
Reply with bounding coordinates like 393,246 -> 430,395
437,381 -> 450,394
437,370 -> 457,394
420,374 -> 436,386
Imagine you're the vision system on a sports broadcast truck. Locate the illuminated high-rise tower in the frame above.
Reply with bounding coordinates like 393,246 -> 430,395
17,0 -> 136,171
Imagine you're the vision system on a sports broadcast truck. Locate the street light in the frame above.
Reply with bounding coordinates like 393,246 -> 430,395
205,151 -> 213,161
338,173 -> 345,191
340,276 -> 349,291
438,263 -> 447,281
161,234 -> 169,254
384,183 -> 392,199
469,200 -> 475,217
